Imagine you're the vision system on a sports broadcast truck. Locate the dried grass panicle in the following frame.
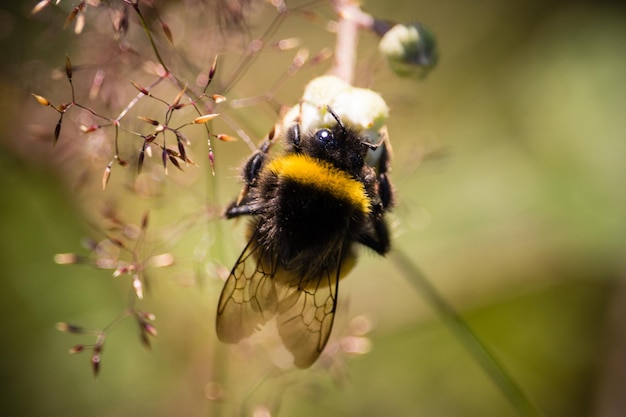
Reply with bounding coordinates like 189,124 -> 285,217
53,207 -> 170,376
29,1 -> 236,187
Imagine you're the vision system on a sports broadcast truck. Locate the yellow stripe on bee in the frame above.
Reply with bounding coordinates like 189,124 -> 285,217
267,154 -> 371,214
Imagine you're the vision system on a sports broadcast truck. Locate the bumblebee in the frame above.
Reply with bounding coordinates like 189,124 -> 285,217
216,106 -> 393,368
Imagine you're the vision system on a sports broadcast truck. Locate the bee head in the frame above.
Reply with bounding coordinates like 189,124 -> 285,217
289,106 -> 370,174
324,106 -> 381,150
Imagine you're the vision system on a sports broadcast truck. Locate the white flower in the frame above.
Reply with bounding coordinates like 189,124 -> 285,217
283,75 -> 389,147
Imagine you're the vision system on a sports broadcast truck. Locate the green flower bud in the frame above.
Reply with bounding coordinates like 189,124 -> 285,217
378,22 -> 438,79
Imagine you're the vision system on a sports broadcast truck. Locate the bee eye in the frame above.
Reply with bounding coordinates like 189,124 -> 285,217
315,128 -> 333,144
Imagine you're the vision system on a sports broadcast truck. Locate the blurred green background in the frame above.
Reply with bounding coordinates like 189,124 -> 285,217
1,0 -> 625,416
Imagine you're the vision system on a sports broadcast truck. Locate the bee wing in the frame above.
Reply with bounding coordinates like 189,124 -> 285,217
274,259 -> 341,368
216,232 -> 278,343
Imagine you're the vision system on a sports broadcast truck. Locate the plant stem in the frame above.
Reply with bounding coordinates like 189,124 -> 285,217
390,249 -> 544,417
329,0 -> 374,85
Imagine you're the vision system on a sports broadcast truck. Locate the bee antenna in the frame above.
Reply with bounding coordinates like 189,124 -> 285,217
362,141 -> 378,151
361,126 -> 387,151
326,105 -> 346,136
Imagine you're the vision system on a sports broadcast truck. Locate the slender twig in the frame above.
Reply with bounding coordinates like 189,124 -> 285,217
126,0 -> 171,75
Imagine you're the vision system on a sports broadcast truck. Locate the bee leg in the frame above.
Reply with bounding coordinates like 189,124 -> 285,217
366,141 -> 393,254
285,100 -> 309,152
224,201 -> 259,219
225,127 -> 278,218
286,122 -> 301,151
358,203 -> 391,255
241,132 -> 274,188
377,136 -> 394,210
364,127 -> 394,210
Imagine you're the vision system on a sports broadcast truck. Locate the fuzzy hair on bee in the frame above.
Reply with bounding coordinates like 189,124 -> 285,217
216,106 -> 394,368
